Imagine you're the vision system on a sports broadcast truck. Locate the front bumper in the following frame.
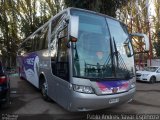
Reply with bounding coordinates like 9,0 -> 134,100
68,88 -> 136,111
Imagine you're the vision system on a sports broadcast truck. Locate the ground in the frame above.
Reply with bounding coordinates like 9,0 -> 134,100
0,74 -> 160,120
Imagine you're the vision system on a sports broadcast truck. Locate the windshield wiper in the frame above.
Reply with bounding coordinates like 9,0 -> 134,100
102,37 -> 130,79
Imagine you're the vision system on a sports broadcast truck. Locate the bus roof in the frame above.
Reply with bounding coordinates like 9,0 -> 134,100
68,7 -> 120,23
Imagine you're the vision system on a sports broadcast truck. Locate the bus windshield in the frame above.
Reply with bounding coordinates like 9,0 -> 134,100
71,10 -> 134,80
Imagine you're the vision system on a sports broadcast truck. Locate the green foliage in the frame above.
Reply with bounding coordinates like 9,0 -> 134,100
152,0 -> 160,58
153,41 -> 160,57
118,0 -> 160,58
153,30 -> 160,57
64,0 -> 128,17
0,0 -> 62,67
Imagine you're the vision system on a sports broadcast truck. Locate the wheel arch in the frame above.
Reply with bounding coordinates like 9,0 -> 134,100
151,75 -> 156,79
39,72 -> 47,89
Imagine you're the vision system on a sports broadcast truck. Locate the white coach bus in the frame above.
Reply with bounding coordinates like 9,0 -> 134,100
17,7 -> 149,111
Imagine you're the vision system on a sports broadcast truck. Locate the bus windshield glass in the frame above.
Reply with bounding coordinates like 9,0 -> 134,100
71,10 -> 134,80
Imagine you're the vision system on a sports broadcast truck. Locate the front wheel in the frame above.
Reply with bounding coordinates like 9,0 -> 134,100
41,82 -> 50,101
150,76 -> 156,84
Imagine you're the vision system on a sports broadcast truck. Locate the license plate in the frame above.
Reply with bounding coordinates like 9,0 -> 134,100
109,98 -> 119,104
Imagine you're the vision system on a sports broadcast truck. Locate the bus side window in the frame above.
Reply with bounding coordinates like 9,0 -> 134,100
51,15 -> 63,64
51,13 -> 69,81
57,37 -> 69,80
18,43 -> 25,55
31,36 -> 35,51
43,28 -> 48,49
56,23 -> 69,80
39,27 -> 48,50
25,39 -> 32,53
34,33 -> 40,51
51,19 -> 60,75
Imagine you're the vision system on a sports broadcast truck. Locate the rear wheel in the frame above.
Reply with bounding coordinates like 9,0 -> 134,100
150,76 -> 156,84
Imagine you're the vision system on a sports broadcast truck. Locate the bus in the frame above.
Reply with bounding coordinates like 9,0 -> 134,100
17,7 -> 149,111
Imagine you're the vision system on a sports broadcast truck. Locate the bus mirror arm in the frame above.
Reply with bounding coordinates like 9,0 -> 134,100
130,33 -> 149,52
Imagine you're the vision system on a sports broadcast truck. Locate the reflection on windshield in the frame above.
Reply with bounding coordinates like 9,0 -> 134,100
71,10 -> 134,79
143,67 -> 158,72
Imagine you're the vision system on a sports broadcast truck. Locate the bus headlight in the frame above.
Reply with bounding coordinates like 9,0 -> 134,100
73,84 -> 94,94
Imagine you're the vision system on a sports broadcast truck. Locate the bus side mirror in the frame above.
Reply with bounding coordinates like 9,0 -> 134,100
130,33 -> 149,52
70,16 -> 79,42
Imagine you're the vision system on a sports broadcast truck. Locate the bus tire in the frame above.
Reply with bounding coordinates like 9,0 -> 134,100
41,81 -> 50,101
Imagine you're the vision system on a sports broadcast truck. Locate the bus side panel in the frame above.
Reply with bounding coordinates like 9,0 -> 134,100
46,74 -> 58,101
52,76 -> 71,110
20,52 -> 39,88
36,50 -> 58,102
46,73 -> 71,110
42,71 -> 72,111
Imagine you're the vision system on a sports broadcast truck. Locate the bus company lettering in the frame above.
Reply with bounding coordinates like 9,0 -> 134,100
26,58 -> 34,65
23,54 -> 39,88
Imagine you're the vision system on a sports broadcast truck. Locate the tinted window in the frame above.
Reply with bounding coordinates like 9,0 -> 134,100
18,42 -> 27,55
30,36 -> 35,51
25,39 -> 32,52
58,35 -> 68,62
51,13 -> 69,80
50,15 -> 63,61
34,31 -> 41,50
51,14 -> 63,33
56,28 -> 69,80
39,27 -> 48,50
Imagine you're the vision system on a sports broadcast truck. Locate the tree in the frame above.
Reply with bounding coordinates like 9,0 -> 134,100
0,0 -> 15,67
0,0 -> 63,67
117,0 -> 153,67
152,0 -> 160,57
64,0 -> 128,17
